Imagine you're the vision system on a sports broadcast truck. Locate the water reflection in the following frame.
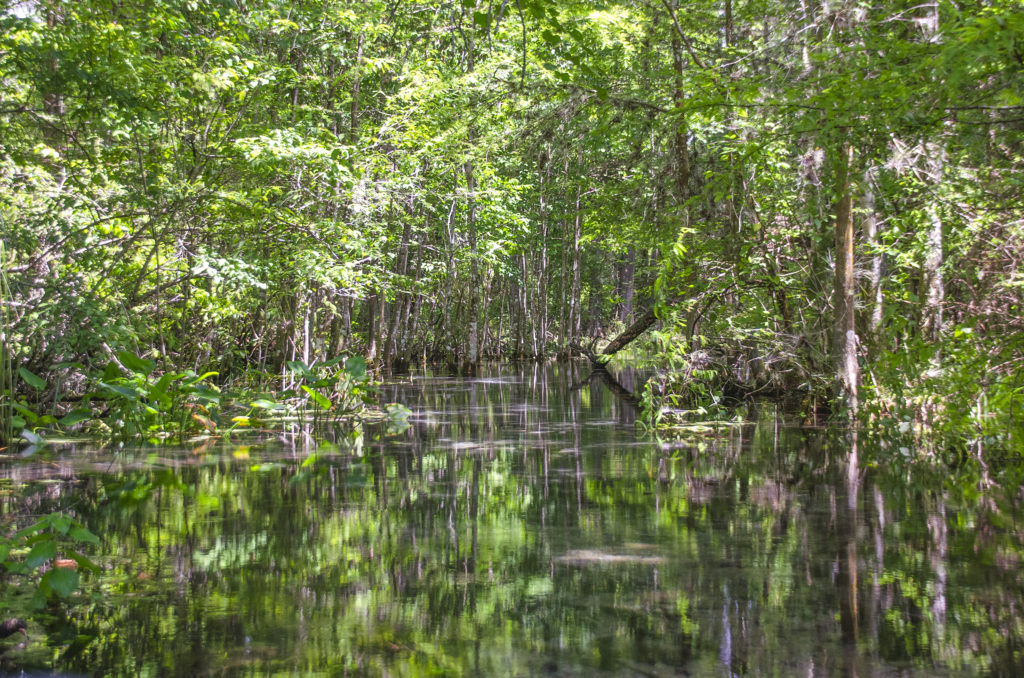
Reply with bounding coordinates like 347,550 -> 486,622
0,363 -> 1022,676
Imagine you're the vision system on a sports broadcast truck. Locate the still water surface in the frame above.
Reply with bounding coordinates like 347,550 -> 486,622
2,363 -> 1022,676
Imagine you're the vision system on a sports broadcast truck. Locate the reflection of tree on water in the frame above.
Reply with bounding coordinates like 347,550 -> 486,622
0,364 -> 1023,675
840,432 -> 859,678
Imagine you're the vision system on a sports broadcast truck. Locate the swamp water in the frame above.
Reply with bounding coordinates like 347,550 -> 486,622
1,363 -> 1023,677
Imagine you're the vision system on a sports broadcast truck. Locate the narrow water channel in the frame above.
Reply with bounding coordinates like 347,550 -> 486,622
1,363 -> 1021,676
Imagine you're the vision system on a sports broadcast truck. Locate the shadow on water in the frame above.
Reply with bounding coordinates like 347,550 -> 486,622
1,363 -> 1023,676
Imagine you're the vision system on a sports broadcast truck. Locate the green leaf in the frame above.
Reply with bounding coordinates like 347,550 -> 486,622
12,402 -> 38,424
542,29 -> 561,45
315,356 -> 346,369
193,386 -> 221,405
473,10 -> 490,29
287,361 -> 315,380
302,385 -> 333,410
44,567 -> 79,598
14,518 -> 47,540
26,539 -> 57,569
48,513 -> 72,535
117,350 -> 155,376
59,409 -> 92,426
183,371 -> 218,385
101,361 -> 122,380
149,373 -> 176,406
65,549 -> 101,573
69,526 -> 100,545
99,382 -> 139,399
18,367 -> 45,390
345,356 -> 367,379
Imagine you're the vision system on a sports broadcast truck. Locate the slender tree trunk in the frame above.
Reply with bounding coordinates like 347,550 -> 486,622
921,4 -> 945,344
466,158 -> 479,366
365,296 -> 378,363
537,150 -> 549,356
559,219 -> 568,355
620,248 -> 635,323
833,143 -> 859,416
349,34 -> 363,146
671,3 -> 691,203
464,2 -> 480,369
922,147 -> 945,343
569,180 -> 583,341
860,171 -> 884,343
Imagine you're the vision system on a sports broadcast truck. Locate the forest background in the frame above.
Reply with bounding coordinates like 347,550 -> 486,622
2,0 -> 1022,456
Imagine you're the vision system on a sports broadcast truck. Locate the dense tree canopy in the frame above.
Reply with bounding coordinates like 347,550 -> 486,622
2,0 -> 1023,451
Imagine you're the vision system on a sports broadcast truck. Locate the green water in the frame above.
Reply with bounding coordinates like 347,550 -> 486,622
1,363 -> 1022,676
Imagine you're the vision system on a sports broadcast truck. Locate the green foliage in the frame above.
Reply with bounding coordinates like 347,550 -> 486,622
0,512 -> 100,606
0,0 -> 1020,459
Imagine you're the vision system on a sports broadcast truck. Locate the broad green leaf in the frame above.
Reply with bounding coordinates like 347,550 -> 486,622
26,539 -> 56,569
18,367 -> 45,390
302,385 -> 332,410
48,513 -> 72,535
183,371 -> 218,385
14,518 -> 47,539
65,549 -> 101,573
316,356 -> 346,369
287,361 -> 315,380
59,409 -> 93,426
117,350 -> 155,376
101,362 -> 122,380
44,567 -> 79,598
100,382 -> 139,399
193,386 -> 221,405
149,373 -> 176,406
69,526 -> 100,545
345,356 -> 367,379
12,402 -> 38,424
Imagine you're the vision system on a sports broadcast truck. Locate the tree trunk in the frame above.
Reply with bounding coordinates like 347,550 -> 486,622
920,0 -> 945,344
464,4 -> 480,369
537,149 -> 549,356
569,180 -> 583,341
619,248 -> 635,323
349,35 -> 363,145
832,143 -> 859,416
860,171 -> 884,344
601,308 -> 657,358
671,2 -> 691,202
